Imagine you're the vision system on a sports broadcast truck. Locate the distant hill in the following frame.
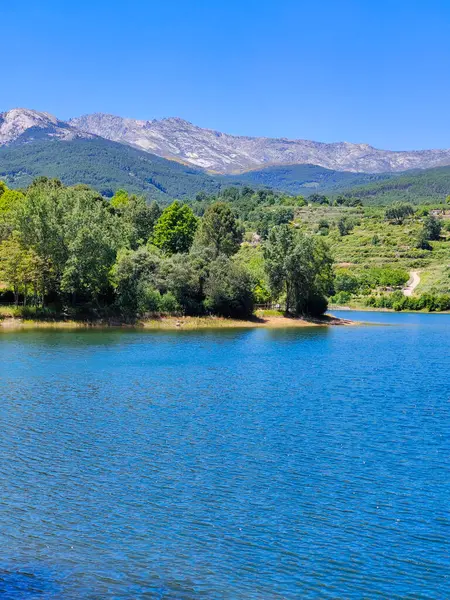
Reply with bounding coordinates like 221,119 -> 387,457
330,166 -> 450,205
230,163 -> 450,205
0,137 -> 221,202
226,164 -> 396,195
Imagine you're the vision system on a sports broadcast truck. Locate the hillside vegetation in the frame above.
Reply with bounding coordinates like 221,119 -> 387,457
227,164 -> 396,195
0,138 -> 221,201
189,187 -> 450,308
292,204 -> 450,306
332,166 -> 450,205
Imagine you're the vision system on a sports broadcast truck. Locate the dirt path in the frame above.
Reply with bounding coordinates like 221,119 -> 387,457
403,271 -> 420,296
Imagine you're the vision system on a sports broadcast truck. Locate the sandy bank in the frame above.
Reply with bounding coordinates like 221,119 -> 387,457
0,313 -> 355,331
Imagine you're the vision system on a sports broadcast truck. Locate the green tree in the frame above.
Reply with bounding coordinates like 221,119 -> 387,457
152,201 -> 198,254
254,206 -> 294,239
0,188 -> 25,242
415,229 -> 432,250
197,202 -> 243,256
0,235 -> 28,305
204,255 -> 254,318
337,217 -> 355,236
112,190 -> 161,249
334,270 -> 359,294
317,219 -> 330,236
0,235 -> 48,306
308,193 -> 329,205
15,183 -> 123,301
263,225 -> 334,316
110,189 -> 130,209
385,202 -> 414,224
0,188 -> 24,216
164,248 -> 214,315
234,244 -> 270,304
112,246 -> 162,315
423,215 -> 442,241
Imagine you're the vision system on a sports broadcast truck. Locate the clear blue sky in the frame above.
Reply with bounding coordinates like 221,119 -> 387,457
2,0 -> 450,149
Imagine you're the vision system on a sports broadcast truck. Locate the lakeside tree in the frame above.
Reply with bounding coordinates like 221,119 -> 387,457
263,224 -> 334,316
111,190 -> 161,249
152,201 -> 198,254
163,248 -> 214,315
113,246 -> 163,315
203,255 -> 254,318
14,181 -> 123,302
0,234 -> 49,306
197,202 -> 243,256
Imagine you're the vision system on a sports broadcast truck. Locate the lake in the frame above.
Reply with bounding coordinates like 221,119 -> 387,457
0,311 -> 449,599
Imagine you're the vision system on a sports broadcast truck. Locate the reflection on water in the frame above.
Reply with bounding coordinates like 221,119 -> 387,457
0,313 -> 449,598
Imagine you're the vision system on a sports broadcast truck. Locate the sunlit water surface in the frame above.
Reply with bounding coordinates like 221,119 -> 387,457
0,311 -> 449,598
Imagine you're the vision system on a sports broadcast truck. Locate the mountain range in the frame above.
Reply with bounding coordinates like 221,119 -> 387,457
69,113 -> 450,174
3,108 -> 450,175
1,107 -> 450,203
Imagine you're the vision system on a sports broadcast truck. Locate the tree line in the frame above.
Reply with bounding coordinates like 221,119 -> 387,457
0,178 -> 334,320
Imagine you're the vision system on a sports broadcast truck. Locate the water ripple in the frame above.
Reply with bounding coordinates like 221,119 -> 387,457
0,314 -> 449,598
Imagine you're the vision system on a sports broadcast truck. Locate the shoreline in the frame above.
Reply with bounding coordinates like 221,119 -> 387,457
330,305 -> 450,314
0,313 -> 355,331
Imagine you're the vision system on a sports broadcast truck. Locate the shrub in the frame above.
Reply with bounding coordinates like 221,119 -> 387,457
337,217 -> 355,236
423,215 -> 442,241
330,291 -> 352,304
317,219 -> 330,236
159,292 -> 180,314
304,293 -> 328,316
364,292 -> 450,312
371,234 -> 381,246
137,284 -> 161,314
385,202 -> 415,224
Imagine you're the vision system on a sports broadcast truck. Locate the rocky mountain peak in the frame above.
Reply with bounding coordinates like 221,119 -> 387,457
0,108 -> 92,146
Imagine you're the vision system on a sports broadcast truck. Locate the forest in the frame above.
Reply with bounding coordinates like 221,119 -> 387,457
0,179 -> 334,321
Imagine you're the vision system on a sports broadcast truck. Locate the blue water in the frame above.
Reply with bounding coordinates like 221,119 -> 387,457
0,312 -> 449,599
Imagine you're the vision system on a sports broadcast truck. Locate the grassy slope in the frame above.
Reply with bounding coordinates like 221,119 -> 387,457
294,205 -> 450,294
